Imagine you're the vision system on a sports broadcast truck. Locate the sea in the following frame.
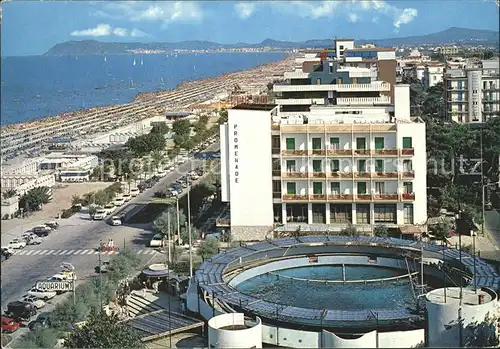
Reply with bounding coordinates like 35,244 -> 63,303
0,52 -> 287,126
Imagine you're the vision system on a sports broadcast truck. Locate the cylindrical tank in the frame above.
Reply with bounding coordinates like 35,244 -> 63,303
208,313 -> 262,349
426,287 -> 498,347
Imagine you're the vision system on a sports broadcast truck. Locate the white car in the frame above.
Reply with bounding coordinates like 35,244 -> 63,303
26,236 -> 43,245
21,232 -> 36,241
27,288 -> 57,301
7,239 -> 26,249
110,216 -> 122,226
149,233 -> 164,247
21,295 -> 45,309
129,188 -> 140,197
113,198 -> 125,206
156,170 -> 168,177
103,204 -> 116,214
93,209 -> 107,220
122,193 -> 132,202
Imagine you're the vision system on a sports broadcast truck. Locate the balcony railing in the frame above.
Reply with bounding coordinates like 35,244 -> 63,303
372,149 -> 398,156
309,149 -> 326,156
400,148 -> 415,156
310,172 -> 327,178
283,194 -> 309,201
273,192 -> 282,199
336,96 -> 391,105
275,98 -> 325,105
356,194 -> 372,201
282,150 -> 308,156
310,194 -> 327,201
272,147 -> 280,155
401,171 -> 415,179
271,124 -> 280,131
354,172 -> 371,179
273,82 -> 391,92
401,192 -> 416,201
272,170 -> 281,176
373,172 -> 399,179
328,194 -> 354,201
373,194 -> 399,201
328,171 -> 353,178
282,171 -> 308,179
327,149 -> 353,156
354,149 -> 371,156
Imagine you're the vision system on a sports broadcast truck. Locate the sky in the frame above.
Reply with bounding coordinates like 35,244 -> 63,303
1,0 -> 499,56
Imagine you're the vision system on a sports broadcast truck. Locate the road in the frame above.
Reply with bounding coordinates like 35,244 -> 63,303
484,209 -> 500,247
0,142 -> 220,312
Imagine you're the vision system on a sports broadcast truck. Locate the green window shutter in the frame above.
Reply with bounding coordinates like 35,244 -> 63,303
286,160 -> 296,171
357,182 -> 367,195
331,160 -> 340,171
402,137 -> 412,149
287,182 -> 296,195
331,182 -> 340,193
313,160 -> 322,172
375,160 -> 384,172
356,137 -> 366,149
330,137 -> 340,148
313,182 -> 323,194
286,138 -> 295,150
358,160 -> 366,172
312,138 -> 322,150
404,182 -> 413,193
375,137 -> 384,149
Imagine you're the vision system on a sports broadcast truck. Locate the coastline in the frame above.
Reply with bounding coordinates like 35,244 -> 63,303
1,53 -> 293,132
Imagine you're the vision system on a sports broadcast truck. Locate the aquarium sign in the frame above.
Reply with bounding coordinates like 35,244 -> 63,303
308,255 -> 318,263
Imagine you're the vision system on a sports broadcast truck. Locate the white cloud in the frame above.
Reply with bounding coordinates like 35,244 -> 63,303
234,2 -> 255,19
70,24 -> 148,38
351,0 -> 418,30
393,8 -> 418,30
94,1 -> 203,23
348,13 -> 359,23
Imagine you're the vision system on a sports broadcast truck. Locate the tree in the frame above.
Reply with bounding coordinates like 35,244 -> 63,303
172,119 -> 191,137
167,146 -> 181,161
374,225 -> 389,237
71,195 -> 84,206
150,122 -> 170,135
431,221 -> 452,242
197,237 -> 219,260
2,188 -> 17,199
151,150 -> 165,171
154,209 -> 187,243
19,186 -> 52,211
340,223 -> 359,237
65,310 -> 144,349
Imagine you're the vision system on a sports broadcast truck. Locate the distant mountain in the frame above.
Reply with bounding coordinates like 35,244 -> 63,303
44,27 -> 499,56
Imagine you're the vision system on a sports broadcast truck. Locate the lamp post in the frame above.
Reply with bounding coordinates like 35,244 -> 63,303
98,239 -> 103,310
455,210 -> 463,305
176,194 -> 181,246
167,210 -> 171,264
187,179 -> 193,278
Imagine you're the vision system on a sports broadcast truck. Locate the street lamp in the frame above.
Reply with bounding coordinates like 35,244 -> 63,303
471,229 -> 477,293
455,210 -> 463,305
187,178 -> 193,278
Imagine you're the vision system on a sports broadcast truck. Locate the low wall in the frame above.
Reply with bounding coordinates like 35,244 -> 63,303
208,313 -> 262,348
231,226 -> 273,241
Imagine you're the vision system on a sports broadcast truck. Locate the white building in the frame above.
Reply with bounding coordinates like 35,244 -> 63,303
423,63 -> 445,90
220,85 -> 427,241
444,59 -> 500,123
39,153 -> 98,171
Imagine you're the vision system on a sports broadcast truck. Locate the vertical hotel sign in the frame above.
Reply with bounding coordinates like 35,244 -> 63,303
233,124 -> 239,183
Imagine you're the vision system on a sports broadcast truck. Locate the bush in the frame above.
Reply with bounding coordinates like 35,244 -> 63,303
340,223 -> 359,237
374,225 -> 389,237
2,214 -> 9,220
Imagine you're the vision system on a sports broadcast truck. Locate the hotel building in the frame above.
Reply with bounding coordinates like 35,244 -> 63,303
444,59 -> 500,123
220,84 -> 427,241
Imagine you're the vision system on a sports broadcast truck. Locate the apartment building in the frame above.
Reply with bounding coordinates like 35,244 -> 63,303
423,63 -> 445,90
274,39 -> 396,116
444,59 -> 500,123
220,85 -> 426,241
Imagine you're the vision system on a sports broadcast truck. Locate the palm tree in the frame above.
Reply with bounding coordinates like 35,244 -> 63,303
151,150 -> 165,172
19,186 -> 52,211
2,189 -> 17,199
83,192 -> 96,206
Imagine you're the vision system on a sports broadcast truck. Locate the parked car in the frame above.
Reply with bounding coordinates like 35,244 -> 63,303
32,226 -> 51,237
93,209 -> 107,220
103,204 -> 116,215
0,317 -> 21,333
26,236 -> 43,245
28,312 -> 51,332
156,170 -> 168,177
2,247 -> 15,257
129,188 -> 140,197
5,301 -> 37,321
21,232 -> 36,241
122,193 -> 132,202
95,260 -> 111,273
7,239 -> 26,249
110,216 -> 122,226
27,288 -> 57,301
113,198 -> 125,206
44,221 -> 59,230
20,295 -> 45,309
149,233 -> 164,247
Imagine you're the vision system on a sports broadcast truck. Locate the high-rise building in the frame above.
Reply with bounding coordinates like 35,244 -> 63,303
219,85 -> 427,241
444,59 -> 500,123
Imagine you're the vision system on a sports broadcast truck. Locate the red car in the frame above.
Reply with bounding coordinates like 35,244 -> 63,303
1,317 -> 20,333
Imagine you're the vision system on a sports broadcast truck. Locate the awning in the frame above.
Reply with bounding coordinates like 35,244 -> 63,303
400,225 -> 423,235
142,269 -> 170,278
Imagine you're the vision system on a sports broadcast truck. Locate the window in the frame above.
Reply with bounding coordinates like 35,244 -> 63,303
330,204 -> 352,223
286,160 -> 296,172
331,182 -> 340,194
403,160 -> 413,172
375,159 -> 384,172
374,204 -> 397,223
403,181 -> 413,193
331,160 -> 340,172
375,182 -> 385,194
312,137 -> 322,150
313,182 -> 323,194
357,182 -> 367,194
374,137 -> 384,149
286,138 -> 295,150
356,204 -> 370,224
356,137 -> 366,149
402,137 -> 412,149
358,159 -> 366,173
330,137 -> 340,149
313,160 -> 322,172
339,45 -> 344,50
404,204 -> 414,224
286,182 -> 296,195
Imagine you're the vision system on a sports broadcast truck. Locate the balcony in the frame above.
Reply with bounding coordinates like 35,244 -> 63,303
401,193 -> 416,201
373,172 -> 399,179
400,148 -> 415,156
271,124 -> 280,131
373,194 -> 399,201
328,194 -> 354,201
282,171 -> 308,179
310,149 -> 326,156
356,194 -> 372,201
281,150 -> 308,156
336,96 -> 391,105
328,171 -> 353,178
272,170 -> 281,176
310,172 -> 327,178
283,194 -> 309,201
273,82 -> 391,93
354,172 -> 371,179
273,192 -> 282,199
401,171 -> 415,179
354,149 -> 371,156
283,71 -> 310,79
372,149 -> 398,156
272,147 -> 280,155
310,194 -> 327,201
327,149 -> 353,156
275,98 -> 325,105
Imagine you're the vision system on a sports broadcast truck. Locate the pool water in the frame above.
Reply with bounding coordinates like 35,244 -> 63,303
235,265 -> 415,311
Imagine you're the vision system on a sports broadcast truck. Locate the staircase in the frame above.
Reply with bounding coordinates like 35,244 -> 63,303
126,292 -> 166,317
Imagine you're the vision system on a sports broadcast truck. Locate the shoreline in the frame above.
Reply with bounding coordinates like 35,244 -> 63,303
1,53 -> 292,131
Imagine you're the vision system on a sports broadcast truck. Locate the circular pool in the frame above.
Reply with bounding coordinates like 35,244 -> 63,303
235,265 -> 415,311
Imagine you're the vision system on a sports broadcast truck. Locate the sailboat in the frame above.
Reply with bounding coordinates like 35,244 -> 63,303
104,56 -> 107,62
140,56 -> 144,66
133,58 -> 136,66
160,77 -> 165,85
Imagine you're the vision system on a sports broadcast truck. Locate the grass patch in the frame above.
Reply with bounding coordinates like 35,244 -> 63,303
127,203 -> 172,224
150,197 -> 175,205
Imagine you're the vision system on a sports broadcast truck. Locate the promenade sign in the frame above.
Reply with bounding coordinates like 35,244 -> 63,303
36,280 -> 73,292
